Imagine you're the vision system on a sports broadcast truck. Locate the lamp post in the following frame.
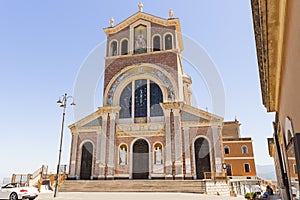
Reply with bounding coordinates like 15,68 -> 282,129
54,93 -> 75,198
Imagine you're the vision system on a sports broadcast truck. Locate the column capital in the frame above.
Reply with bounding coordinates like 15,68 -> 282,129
97,106 -> 121,116
160,102 -> 184,110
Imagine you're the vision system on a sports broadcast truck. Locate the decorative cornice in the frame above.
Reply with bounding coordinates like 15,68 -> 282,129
68,106 -> 121,130
251,0 -> 287,112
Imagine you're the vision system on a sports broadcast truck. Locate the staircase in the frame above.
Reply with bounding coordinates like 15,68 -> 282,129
59,180 -> 206,193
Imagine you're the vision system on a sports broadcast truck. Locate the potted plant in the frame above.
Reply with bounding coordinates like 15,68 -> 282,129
245,192 -> 256,199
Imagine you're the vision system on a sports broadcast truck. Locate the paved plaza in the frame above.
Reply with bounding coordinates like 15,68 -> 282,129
36,192 -> 245,200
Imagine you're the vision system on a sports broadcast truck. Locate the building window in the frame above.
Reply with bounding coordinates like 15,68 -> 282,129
119,83 -> 132,118
119,79 -> 163,119
153,35 -> 161,51
244,164 -> 250,172
150,81 -> 163,116
134,79 -> 147,118
165,34 -> 173,50
294,164 -> 298,174
121,40 -> 128,55
134,25 -> 147,54
242,145 -> 248,154
110,41 -> 118,56
226,164 -> 232,176
224,146 -> 230,154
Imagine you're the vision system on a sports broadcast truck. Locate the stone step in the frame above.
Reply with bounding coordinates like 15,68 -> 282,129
59,180 -> 206,194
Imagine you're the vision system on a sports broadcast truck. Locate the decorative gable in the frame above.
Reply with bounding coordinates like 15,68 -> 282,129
181,111 -> 209,122
82,117 -> 102,127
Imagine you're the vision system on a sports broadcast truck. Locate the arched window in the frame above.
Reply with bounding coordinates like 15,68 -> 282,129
165,34 -> 172,50
242,145 -> 248,154
224,146 -> 230,154
119,83 -> 132,118
226,164 -> 232,176
121,40 -> 128,55
153,35 -> 161,51
119,79 -> 163,119
150,81 -> 163,116
135,79 -> 147,118
110,41 -> 118,56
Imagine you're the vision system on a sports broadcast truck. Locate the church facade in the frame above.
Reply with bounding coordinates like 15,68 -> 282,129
67,5 -> 226,180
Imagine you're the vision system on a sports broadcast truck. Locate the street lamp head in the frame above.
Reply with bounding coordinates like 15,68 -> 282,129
70,102 -> 76,107
57,99 -> 62,105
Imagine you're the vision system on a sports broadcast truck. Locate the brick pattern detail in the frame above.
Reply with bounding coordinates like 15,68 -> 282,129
104,51 -> 179,95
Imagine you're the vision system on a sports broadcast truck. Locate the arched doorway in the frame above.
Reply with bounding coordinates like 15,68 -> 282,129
80,142 -> 93,180
194,137 -> 211,179
132,139 -> 149,179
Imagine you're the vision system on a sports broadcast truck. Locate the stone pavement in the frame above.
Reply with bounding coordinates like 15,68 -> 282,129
36,192 -> 245,200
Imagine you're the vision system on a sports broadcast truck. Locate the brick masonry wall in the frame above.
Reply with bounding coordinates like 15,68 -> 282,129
104,51 -> 179,95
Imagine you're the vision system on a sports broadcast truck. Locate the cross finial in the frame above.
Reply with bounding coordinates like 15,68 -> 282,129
138,2 -> 143,12
110,17 -> 114,27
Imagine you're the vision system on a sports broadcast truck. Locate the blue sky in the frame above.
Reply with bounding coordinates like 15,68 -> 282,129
0,0 -> 275,182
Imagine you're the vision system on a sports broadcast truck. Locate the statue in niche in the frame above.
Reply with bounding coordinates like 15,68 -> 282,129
119,147 -> 127,165
154,146 -> 162,165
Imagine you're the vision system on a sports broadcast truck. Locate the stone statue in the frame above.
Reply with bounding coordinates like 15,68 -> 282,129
155,147 -> 162,165
138,2 -> 143,12
119,147 -> 127,165
169,9 -> 174,19
110,17 -> 114,27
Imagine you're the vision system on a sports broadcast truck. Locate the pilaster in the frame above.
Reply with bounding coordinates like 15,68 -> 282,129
161,104 -> 172,179
161,102 -> 184,179
98,112 -> 108,179
172,107 -> 184,179
212,123 -> 223,172
69,131 -> 78,179
183,126 -> 192,179
107,112 -> 117,179
94,130 -> 102,179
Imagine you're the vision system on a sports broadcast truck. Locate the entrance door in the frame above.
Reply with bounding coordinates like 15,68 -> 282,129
132,139 -> 149,179
194,138 -> 211,179
80,142 -> 93,180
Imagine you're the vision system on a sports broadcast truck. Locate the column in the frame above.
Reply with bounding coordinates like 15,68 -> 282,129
94,130 -> 101,179
98,113 -> 108,179
183,127 -> 192,179
164,108 -> 173,179
107,112 -> 116,179
212,124 -> 222,172
69,131 -> 78,179
173,108 -> 184,179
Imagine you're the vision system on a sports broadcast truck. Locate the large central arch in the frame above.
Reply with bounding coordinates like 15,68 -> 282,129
132,139 -> 149,179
